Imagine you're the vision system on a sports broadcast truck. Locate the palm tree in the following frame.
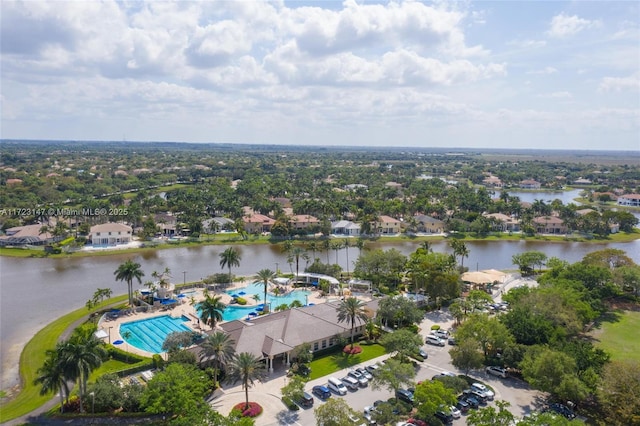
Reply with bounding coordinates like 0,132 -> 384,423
226,352 -> 267,411
336,297 -> 369,349
196,295 -> 226,329
114,260 -> 145,307
219,247 -> 241,284
199,331 -> 236,386
58,333 -> 106,412
34,347 -> 69,412
287,246 -> 309,282
322,239 -> 331,263
255,269 -> 276,313
306,241 -> 319,261
343,238 -> 351,278
330,241 -> 343,264
449,239 -> 470,270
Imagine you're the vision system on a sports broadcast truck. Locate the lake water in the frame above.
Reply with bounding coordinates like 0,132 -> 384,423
2,233 -> 639,389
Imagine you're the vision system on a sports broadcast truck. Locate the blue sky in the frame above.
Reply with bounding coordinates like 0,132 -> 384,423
1,1 -> 638,150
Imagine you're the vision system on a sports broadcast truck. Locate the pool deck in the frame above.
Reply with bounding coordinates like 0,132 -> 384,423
97,278 -> 329,358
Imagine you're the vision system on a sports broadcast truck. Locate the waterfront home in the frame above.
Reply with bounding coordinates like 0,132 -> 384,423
331,220 -> 361,236
483,213 -> 520,232
289,214 -> 320,232
242,213 -> 276,234
0,224 -> 57,246
519,179 -> 541,189
89,223 -> 133,245
375,215 -> 402,235
532,216 -> 567,234
617,193 -> 640,207
413,214 -> 445,233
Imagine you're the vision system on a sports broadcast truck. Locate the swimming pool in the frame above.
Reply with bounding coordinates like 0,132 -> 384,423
222,283 -> 311,321
120,315 -> 192,354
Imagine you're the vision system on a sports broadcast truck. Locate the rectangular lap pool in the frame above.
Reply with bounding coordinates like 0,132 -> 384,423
120,315 -> 192,354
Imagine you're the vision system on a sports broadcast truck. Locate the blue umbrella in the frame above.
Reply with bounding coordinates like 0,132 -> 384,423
256,307 -> 264,311
238,291 -> 246,295
231,294 -> 239,298
248,312 -> 258,316
308,303 -> 315,306
113,340 -> 124,345
177,294 -> 186,298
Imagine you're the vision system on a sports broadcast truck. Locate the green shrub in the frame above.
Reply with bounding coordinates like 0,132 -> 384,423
282,397 -> 299,411
235,296 -> 247,305
108,346 -> 146,364
430,324 -> 441,330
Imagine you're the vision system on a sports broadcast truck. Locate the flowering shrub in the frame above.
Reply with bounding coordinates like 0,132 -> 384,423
233,401 -> 263,417
343,345 -> 363,355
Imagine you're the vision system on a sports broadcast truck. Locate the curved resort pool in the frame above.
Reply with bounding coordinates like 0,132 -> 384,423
223,283 -> 312,322
120,315 -> 192,354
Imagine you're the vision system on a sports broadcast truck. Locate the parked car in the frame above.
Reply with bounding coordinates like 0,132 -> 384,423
431,329 -> 449,338
348,369 -> 369,386
448,336 -> 457,345
425,335 -> 445,346
547,403 -> 577,419
418,348 -> 428,359
341,375 -> 359,391
471,383 -> 495,400
435,410 -> 453,424
366,364 -> 381,375
456,399 -> 470,413
486,366 -> 508,378
396,388 -> 415,405
407,419 -> 427,426
459,394 -> 480,409
295,391 -> 314,408
356,367 -> 374,380
449,405 -> 461,419
464,389 -> 488,405
312,385 -> 331,400
327,377 -> 348,395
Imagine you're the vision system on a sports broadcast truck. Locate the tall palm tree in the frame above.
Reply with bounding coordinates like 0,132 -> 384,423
449,239 -> 470,270
196,295 -> 226,329
343,238 -> 351,278
322,239 -> 331,263
330,241 -> 343,264
34,347 -> 69,412
199,331 -> 236,385
336,297 -> 369,349
219,247 -> 241,283
226,352 -> 267,411
287,246 -> 309,282
58,333 -> 106,412
306,241 -> 319,261
114,260 -> 145,307
255,269 -> 276,313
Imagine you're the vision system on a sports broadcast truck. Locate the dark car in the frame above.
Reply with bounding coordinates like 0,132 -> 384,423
296,391 -> 314,408
312,385 -> 331,400
547,403 -> 577,419
435,410 -> 454,424
459,394 -> 480,409
456,399 -> 470,413
464,389 -> 488,405
396,388 -> 415,405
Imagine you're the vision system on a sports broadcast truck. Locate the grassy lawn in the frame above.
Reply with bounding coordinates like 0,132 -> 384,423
0,295 -> 129,423
593,310 -> 640,362
308,343 -> 387,380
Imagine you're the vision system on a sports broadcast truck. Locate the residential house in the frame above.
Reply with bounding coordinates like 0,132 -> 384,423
532,216 -> 567,234
414,214 -> 445,233
202,217 -> 235,233
617,194 -> 640,207
154,213 -> 178,237
218,300 -> 377,371
331,220 -> 361,236
89,223 -> 133,245
482,175 -> 503,188
0,224 -> 57,246
483,213 -> 520,232
289,214 -> 320,232
243,213 -> 275,234
344,184 -> 368,191
375,215 -> 402,235
573,178 -> 592,185
519,179 -> 541,189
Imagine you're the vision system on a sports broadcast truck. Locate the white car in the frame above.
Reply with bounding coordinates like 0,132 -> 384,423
471,382 -> 495,400
449,405 -> 461,419
486,366 -> 508,378
426,335 -> 445,346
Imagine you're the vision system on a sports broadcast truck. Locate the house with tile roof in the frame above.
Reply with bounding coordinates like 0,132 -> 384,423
413,214 -> 445,233
483,213 -> 520,232
375,215 -> 401,235
532,216 -> 567,234
519,179 -> 541,189
289,214 -> 320,232
617,194 -> 640,207
331,220 -> 361,236
242,213 -> 276,234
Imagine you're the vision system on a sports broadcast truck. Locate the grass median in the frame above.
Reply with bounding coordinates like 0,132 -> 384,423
593,310 -> 640,362
0,295 -> 128,423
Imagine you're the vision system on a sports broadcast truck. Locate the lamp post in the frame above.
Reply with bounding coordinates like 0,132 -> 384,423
89,391 -> 95,414
275,262 -> 279,274
183,271 -> 186,285
108,326 -> 113,344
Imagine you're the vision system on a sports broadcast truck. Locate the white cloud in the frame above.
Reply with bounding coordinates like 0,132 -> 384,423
547,13 -> 601,38
598,73 -> 640,93
527,66 -> 557,75
537,91 -> 572,99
